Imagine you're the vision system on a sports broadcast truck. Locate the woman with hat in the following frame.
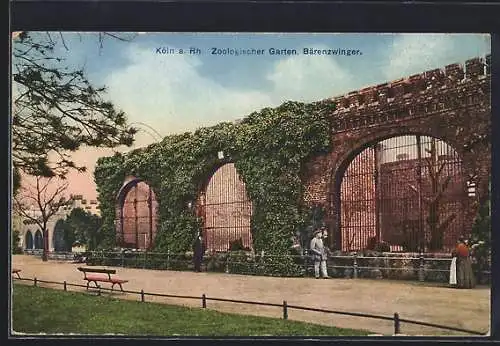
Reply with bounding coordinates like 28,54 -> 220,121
451,236 -> 475,289
310,227 -> 329,279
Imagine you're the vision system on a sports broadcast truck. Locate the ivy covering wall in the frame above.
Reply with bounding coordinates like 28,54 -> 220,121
94,100 -> 335,275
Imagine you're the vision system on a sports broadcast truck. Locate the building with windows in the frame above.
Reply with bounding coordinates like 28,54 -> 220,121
14,194 -> 100,252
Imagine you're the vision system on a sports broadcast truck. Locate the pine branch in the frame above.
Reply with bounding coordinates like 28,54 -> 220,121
12,32 -> 137,178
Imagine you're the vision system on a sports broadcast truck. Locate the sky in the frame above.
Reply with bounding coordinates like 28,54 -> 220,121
12,32 -> 491,201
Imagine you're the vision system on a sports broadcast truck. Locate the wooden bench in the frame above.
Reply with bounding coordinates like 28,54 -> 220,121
12,268 -> 21,279
77,267 -> 128,292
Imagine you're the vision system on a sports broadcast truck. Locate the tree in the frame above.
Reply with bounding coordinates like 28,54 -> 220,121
13,176 -> 70,261
12,229 -> 22,254
469,180 -> 491,283
11,32 -> 138,185
409,139 -> 456,251
64,208 -> 103,251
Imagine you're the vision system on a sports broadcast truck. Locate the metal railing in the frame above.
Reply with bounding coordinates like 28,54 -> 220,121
20,250 -> 491,283
74,250 -> 491,283
13,276 -> 487,336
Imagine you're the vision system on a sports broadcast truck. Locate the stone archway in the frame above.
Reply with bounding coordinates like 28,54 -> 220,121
335,134 -> 469,253
196,163 -> 253,252
34,230 -> 43,250
53,219 -> 67,252
115,179 -> 159,249
24,231 -> 33,250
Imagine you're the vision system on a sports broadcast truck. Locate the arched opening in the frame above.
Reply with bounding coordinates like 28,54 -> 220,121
53,220 -> 67,252
24,231 -> 33,250
337,135 -> 468,253
116,179 -> 159,249
197,163 -> 253,252
34,230 -> 43,250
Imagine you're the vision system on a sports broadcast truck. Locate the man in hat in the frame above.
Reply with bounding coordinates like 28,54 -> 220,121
310,227 -> 329,279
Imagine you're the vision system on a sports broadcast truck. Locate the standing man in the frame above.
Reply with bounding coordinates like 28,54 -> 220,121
310,227 -> 329,279
193,232 -> 205,272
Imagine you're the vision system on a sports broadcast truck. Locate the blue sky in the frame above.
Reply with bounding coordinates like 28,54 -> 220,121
12,32 -> 491,199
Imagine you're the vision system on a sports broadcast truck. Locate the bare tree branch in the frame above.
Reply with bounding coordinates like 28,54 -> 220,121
13,176 -> 70,260
58,32 -> 69,51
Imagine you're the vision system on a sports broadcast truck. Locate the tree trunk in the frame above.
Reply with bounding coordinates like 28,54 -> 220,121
42,225 -> 49,261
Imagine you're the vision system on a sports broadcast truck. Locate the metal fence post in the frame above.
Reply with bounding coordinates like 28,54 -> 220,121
34,277 -> 37,287
304,250 -> 309,277
225,255 -> 230,274
141,289 -> 145,302
283,300 -> 288,320
166,250 -> 170,270
353,253 -> 358,279
394,313 -> 401,335
64,281 -> 67,291
143,252 -> 147,269
121,251 -> 125,267
418,255 -> 425,282
202,294 -> 207,308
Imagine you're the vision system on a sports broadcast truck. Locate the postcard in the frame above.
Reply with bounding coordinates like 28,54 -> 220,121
10,32 -> 491,338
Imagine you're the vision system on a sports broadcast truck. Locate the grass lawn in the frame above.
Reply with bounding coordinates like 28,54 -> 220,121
12,284 -> 371,336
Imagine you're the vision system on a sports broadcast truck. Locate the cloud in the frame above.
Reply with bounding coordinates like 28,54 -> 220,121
266,46 -> 355,102
104,45 -> 273,147
383,34 -> 457,80
383,34 -> 491,81
104,44 -> 356,148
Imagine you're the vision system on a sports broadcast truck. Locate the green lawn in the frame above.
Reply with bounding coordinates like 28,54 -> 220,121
12,284 -> 371,336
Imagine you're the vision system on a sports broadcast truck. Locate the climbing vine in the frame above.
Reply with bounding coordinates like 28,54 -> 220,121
94,100 -> 335,275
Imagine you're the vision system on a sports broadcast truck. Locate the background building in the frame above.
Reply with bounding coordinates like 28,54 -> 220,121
15,194 -> 100,252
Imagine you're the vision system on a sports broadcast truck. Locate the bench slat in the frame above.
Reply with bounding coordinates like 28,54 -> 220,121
85,275 -> 128,284
78,267 -> 116,274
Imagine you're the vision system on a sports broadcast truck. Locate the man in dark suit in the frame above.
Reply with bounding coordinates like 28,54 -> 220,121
193,232 -> 205,272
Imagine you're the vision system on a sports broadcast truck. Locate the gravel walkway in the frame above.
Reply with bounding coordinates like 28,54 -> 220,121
11,255 -> 490,336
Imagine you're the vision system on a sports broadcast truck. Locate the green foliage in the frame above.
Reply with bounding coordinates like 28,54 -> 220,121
94,100 -> 334,275
62,207 -> 103,250
12,167 -> 21,196
374,242 -> 391,253
470,189 -> 491,282
470,200 -> 491,248
12,229 -> 22,254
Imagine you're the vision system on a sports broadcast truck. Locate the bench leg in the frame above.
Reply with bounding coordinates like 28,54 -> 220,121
119,283 -> 124,292
16,273 -> 21,279
86,280 -> 90,290
93,281 -> 101,296
111,283 -> 115,292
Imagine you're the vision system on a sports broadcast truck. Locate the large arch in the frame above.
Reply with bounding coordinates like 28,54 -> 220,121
24,230 -> 33,250
53,219 -> 67,252
115,178 -> 159,249
331,133 -> 471,253
196,162 -> 253,252
34,230 -> 43,250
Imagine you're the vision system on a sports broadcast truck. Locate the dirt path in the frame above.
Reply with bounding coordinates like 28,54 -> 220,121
11,255 -> 490,336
